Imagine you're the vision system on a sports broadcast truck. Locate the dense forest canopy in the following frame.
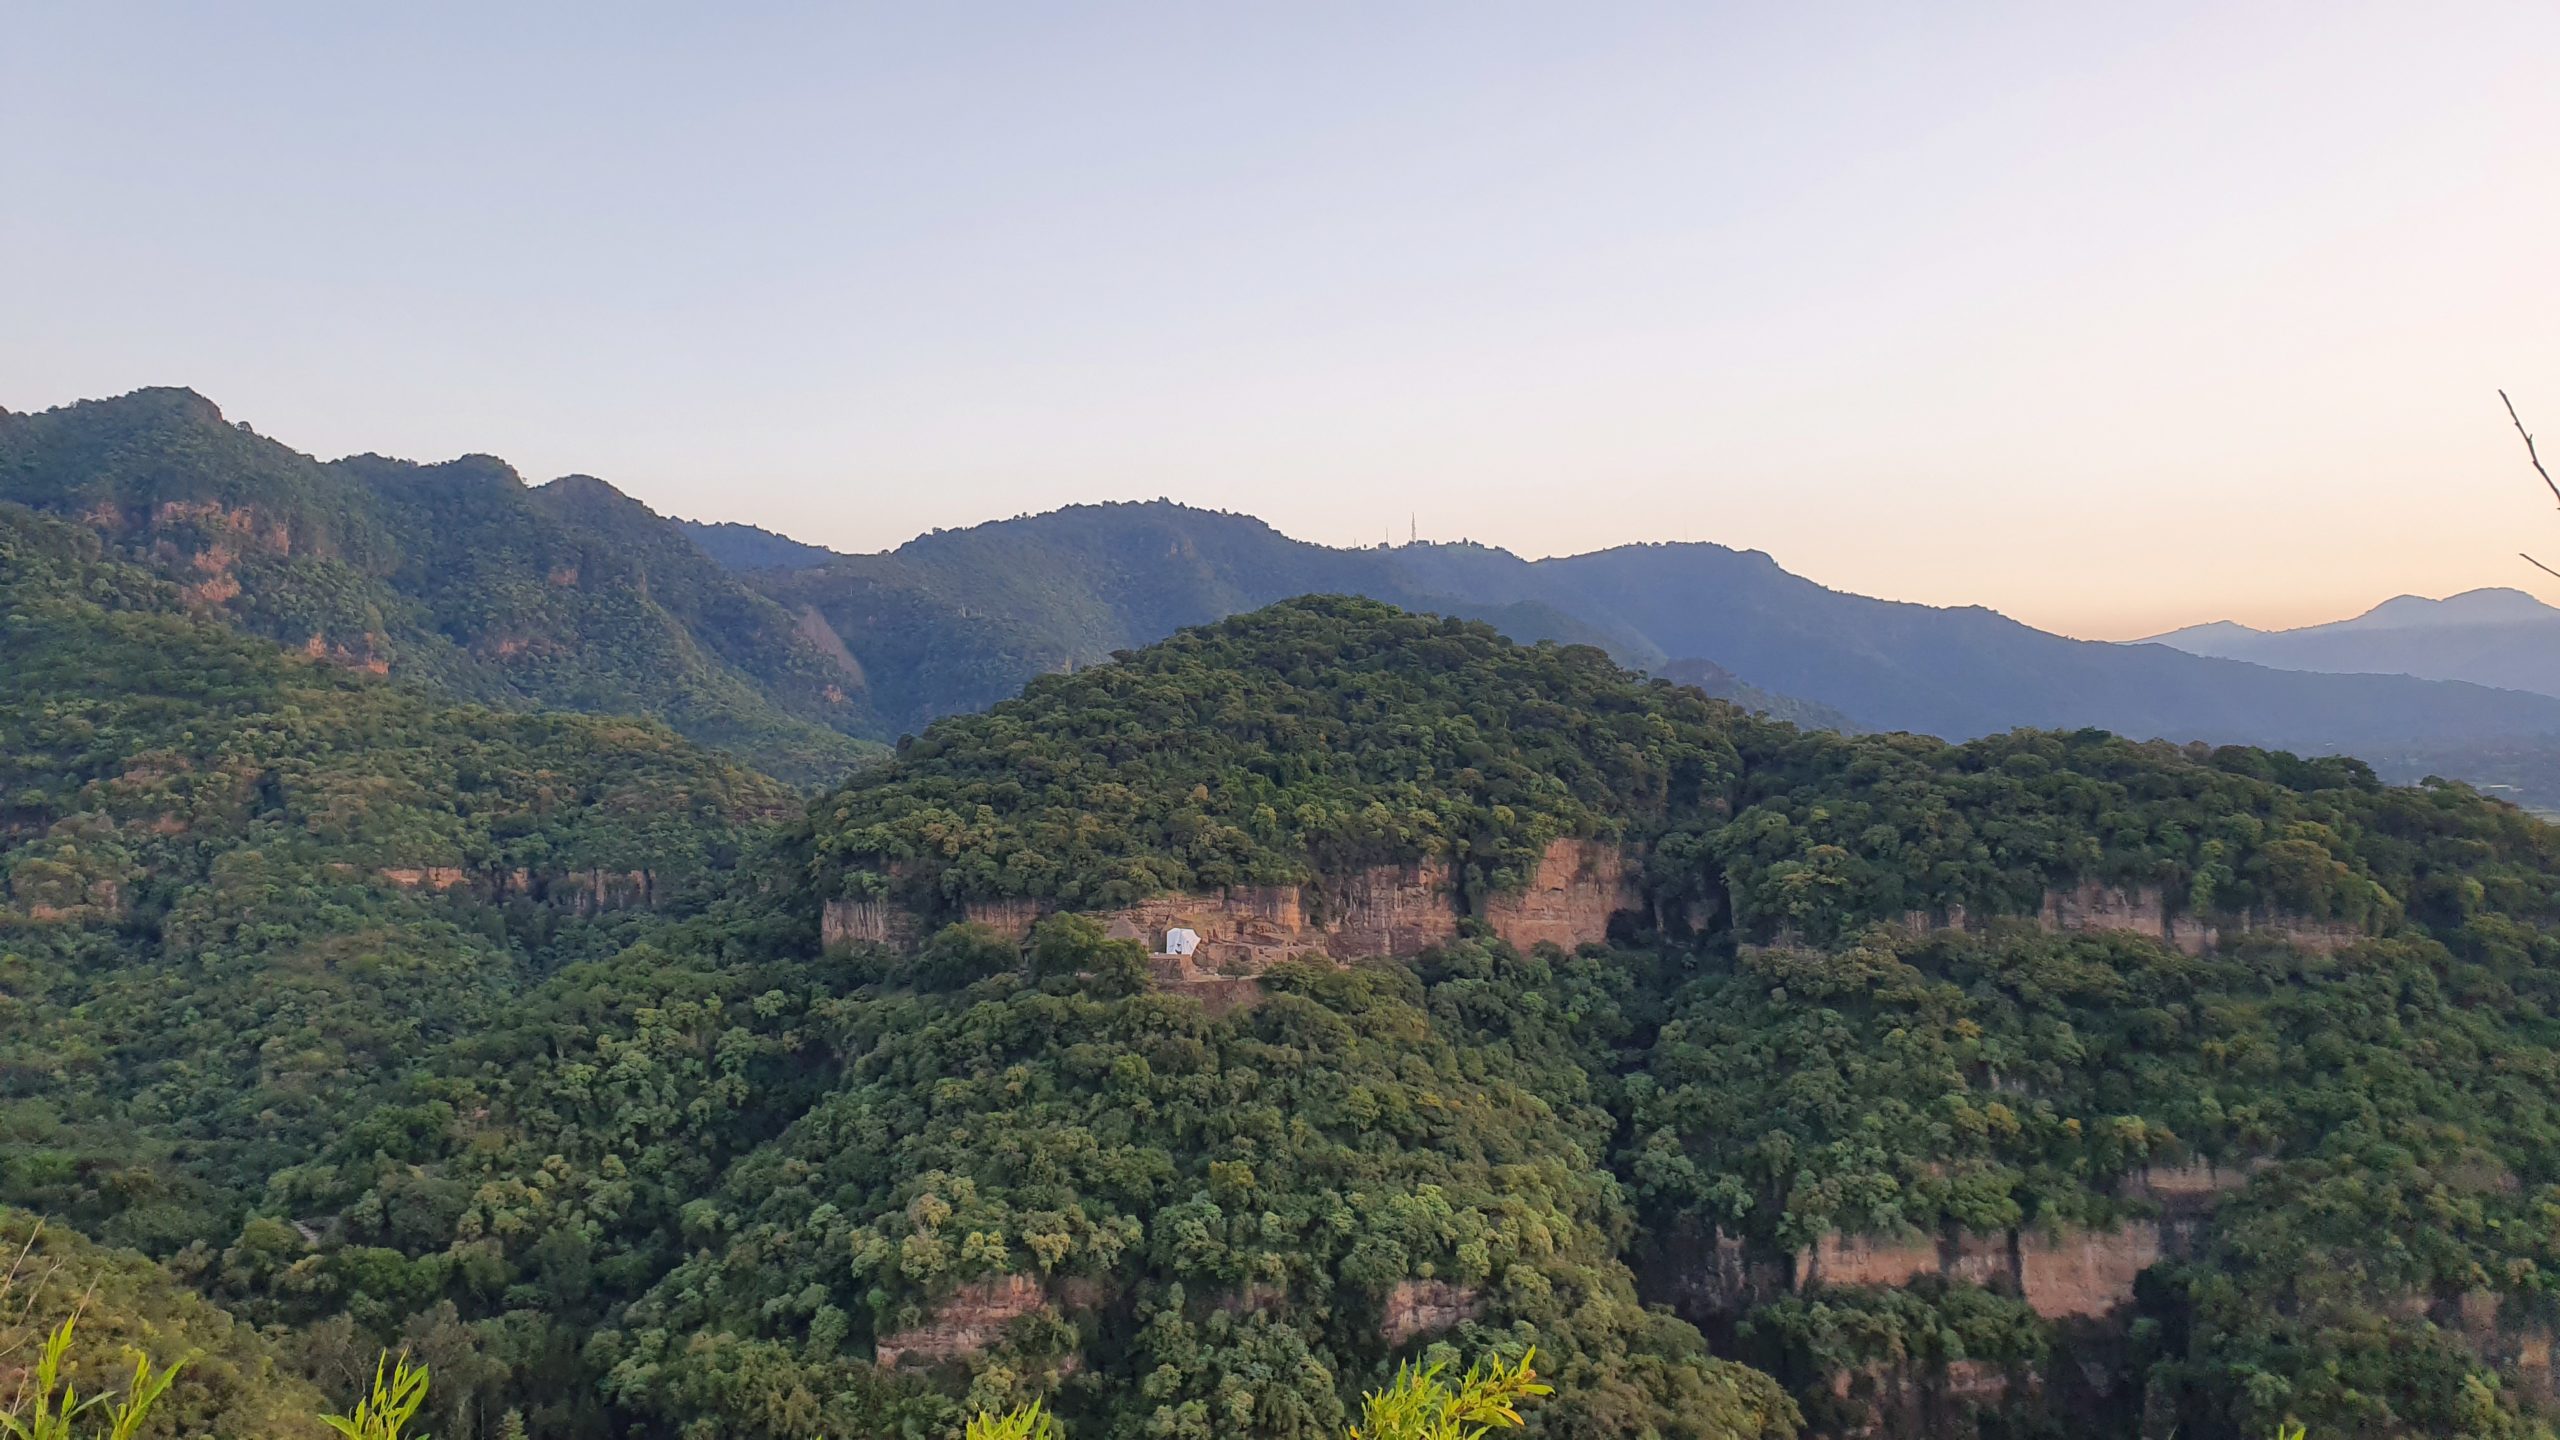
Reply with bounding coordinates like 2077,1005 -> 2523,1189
810,598 -> 1746,912
12,399 -> 2560,1438
1,502 -> 787,1273
0,390 -> 879,783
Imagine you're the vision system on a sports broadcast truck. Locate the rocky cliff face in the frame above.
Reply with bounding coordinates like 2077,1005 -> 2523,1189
376,864 -> 658,913
1896,881 -> 2369,956
1380,1279 -> 1481,1346
1652,1163 -> 2266,1438
1654,1161 -> 2262,1332
1827,1357 -> 2024,1440
824,838 -> 1640,971
821,898 -> 921,949
831,856 -> 2365,973
872,1274 -> 1049,1369
1482,839 -> 1640,950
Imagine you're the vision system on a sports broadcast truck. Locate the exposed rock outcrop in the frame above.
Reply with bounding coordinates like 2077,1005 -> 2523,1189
874,1274 -> 1047,1369
826,839 -> 1639,972
822,898 -> 922,949
1801,1221 -> 2173,1321
1482,839 -> 1640,951
1894,882 -> 2369,956
1653,1161 -> 2265,1332
373,864 -> 657,913
2442,1289 -> 2560,1404
960,896 -> 1050,940
1381,1279 -> 1481,1346
1828,1357 -> 2024,1440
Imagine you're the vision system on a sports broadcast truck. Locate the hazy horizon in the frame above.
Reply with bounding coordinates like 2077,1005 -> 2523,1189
8,4 -> 2557,640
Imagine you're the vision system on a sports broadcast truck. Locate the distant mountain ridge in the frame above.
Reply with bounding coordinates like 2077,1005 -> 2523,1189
687,511 -> 2560,763
683,504 -> 1673,734
11,387 -> 2560,800
2143,587 -> 2560,701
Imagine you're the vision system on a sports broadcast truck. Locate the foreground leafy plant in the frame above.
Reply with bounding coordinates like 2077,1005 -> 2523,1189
955,1350 -> 1548,1440
320,1354 -> 432,1440
1348,1349 -> 1551,1440
965,1399 -> 1063,1440
0,1318 -> 185,1440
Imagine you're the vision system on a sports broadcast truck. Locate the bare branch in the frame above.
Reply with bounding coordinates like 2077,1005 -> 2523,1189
2503,389 -> 2560,507
2525,552 -> 2560,582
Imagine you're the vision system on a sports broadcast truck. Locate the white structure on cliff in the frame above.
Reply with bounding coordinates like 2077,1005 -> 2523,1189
1161,927 -> 1199,957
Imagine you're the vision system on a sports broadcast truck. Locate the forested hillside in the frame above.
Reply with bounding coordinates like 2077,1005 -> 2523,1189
0,502 -> 796,1435
15,396 -> 2560,1439
0,389 -> 878,783
782,603 -> 2560,1440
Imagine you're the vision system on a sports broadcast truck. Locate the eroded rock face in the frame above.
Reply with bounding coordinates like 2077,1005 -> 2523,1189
825,839 -> 1640,970
1108,884 -> 1313,972
1642,1162 -> 2272,1334
1829,1357 -> 2025,1440
372,865 -> 657,912
822,898 -> 921,949
962,897 -> 1050,940
2015,1226 -> 2167,1320
1482,839 -> 1641,951
1895,882 -> 2368,956
1792,1221 -> 2195,1322
380,865 -> 472,892
1642,1225 -> 1789,1317
1381,1279 -> 1480,1346
874,1274 -> 1047,1369
552,868 -> 655,914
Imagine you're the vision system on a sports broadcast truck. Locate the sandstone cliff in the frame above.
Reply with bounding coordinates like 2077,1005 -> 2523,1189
1653,1161 -> 2263,1329
823,837 -> 1640,970
1895,880 -> 2369,956
1380,1278 -> 1481,1346
376,864 -> 658,913
873,1274 -> 1048,1369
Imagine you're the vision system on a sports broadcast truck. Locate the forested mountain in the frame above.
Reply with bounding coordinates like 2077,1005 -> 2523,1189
15,386 -> 2555,788
17,387 -> 2560,1439
0,389 -> 879,784
695,503 -> 1663,735
0,503 -> 788,1250
690,506 -> 2560,777
2145,587 -> 2560,699
11,551 -> 2560,1436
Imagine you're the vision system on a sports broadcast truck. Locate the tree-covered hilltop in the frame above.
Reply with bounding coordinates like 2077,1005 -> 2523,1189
0,389 -> 878,784
808,597 -> 1752,913
780,598 -> 2560,1435
0,502 -> 790,1262
806,597 -> 2560,945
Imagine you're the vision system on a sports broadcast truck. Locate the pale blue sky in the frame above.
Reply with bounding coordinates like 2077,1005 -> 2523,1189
6,3 -> 2556,637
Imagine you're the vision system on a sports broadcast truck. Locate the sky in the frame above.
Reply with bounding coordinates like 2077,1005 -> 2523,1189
6,3 -> 2557,640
